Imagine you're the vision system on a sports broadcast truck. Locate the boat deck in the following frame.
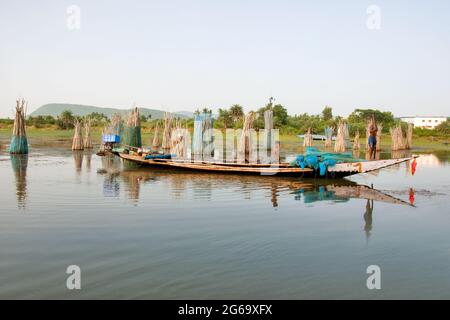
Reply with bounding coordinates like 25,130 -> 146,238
116,152 -> 417,178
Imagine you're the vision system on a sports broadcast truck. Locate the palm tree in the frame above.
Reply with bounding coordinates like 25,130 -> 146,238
218,108 -> 232,129
229,104 -> 244,123
59,110 -> 75,129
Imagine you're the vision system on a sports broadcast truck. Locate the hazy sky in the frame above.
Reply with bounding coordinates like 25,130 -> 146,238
0,0 -> 449,118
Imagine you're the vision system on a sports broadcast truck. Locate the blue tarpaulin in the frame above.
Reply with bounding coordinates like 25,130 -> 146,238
102,134 -> 120,143
293,147 -> 365,176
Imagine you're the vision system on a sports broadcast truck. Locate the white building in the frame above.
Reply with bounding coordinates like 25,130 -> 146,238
399,116 -> 447,129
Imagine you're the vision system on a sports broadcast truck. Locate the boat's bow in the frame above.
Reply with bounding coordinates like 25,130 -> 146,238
328,156 -> 418,175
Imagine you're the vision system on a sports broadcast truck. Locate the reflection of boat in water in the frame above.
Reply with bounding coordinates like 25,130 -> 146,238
293,184 -> 413,206
113,166 -> 413,207
116,152 -> 416,178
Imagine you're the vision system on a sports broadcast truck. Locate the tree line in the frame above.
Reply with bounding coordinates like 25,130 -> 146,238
1,107 -> 448,136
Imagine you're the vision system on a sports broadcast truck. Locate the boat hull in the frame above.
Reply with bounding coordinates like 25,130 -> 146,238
115,153 -> 417,179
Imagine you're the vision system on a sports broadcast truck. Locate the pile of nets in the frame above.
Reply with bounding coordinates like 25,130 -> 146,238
144,154 -> 173,160
292,147 -> 365,176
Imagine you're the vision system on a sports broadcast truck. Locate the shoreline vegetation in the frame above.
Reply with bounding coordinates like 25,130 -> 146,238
0,105 -> 449,151
0,127 -> 448,152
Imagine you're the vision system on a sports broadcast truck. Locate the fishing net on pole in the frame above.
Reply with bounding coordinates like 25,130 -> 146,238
9,99 -> 28,154
122,107 -> 142,148
192,112 -> 214,159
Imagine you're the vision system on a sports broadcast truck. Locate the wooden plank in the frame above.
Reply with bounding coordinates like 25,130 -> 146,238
119,153 -> 312,173
151,158 -> 292,168
329,157 -> 414,173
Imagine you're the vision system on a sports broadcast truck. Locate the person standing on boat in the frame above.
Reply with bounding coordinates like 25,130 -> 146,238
368,115 -> 378,160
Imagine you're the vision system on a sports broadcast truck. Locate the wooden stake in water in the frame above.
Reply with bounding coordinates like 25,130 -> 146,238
83,118 -> 93,149
238,112 -> 256,163
72,119 -> 84,150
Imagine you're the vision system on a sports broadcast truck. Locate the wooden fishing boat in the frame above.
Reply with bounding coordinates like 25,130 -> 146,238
115,152 -> 417,178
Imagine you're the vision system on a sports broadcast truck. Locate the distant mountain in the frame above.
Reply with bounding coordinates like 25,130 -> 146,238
30,103 -> 193,119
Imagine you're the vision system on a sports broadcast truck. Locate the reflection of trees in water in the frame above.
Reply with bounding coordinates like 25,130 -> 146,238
10,154 -> 28,209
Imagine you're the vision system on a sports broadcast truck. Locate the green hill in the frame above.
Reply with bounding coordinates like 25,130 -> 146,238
30,103 -> 192,119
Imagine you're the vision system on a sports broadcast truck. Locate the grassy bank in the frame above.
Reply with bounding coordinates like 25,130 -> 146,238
0,126 -> 449,151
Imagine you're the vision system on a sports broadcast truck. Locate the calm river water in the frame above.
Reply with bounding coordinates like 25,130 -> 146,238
0,142 -> 449,299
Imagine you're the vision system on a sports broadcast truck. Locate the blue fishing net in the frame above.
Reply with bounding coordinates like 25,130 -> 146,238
292,147 -> 365,176
144,154 -> 173,160
9,135 -> 29,154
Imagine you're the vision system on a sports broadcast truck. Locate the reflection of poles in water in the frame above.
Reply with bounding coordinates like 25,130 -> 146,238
73,150 -> 83,172
192,176 -> 213,200
85,151 -> 92,170
391,149 -> 410,160
103,173 -> 120,198
122,171 -> 142,202
10,154 -> 28,209
101,154 -> 121,172
170,174 -> 187,200
364,199 -> 374,244
271,184 -> 278,208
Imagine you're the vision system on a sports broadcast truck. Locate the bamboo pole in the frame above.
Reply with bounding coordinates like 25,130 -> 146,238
83,118 -> 93,149
376,123 -> 382,151
303,128 -> 313,147
238,112 -> 256,163
353,131 -> 360,150
324,127 -> 333,148
390,124 -> 406,151
72,119 -> 84,150
264,108 -> 273,151
152,122 -> 161,151
405,123 -> 413,149
334,121 -> 346,152
162,112 -> 172,151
